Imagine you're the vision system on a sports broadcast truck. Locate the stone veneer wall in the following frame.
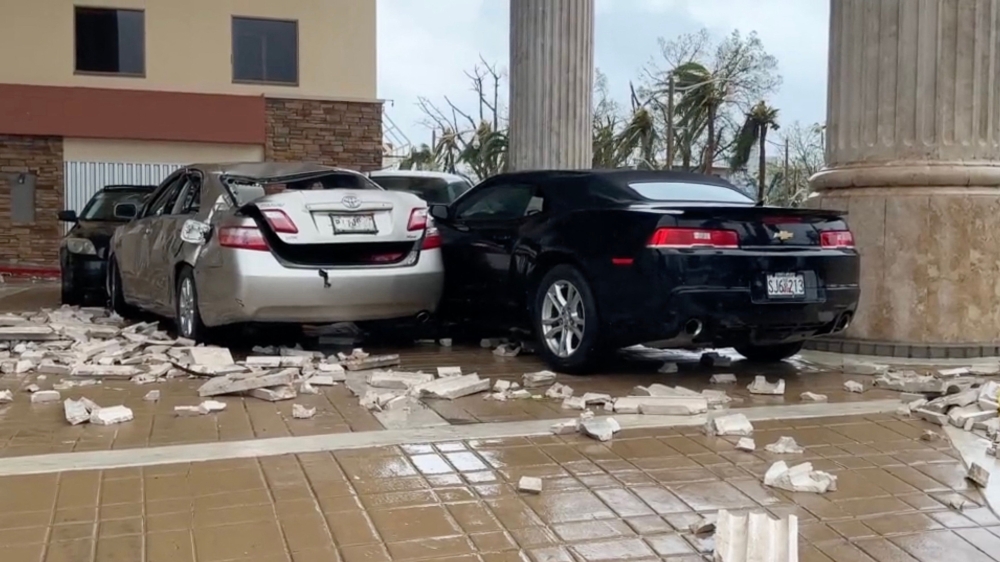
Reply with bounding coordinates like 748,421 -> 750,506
0,135 -> 63,268
264,98 -> 382,172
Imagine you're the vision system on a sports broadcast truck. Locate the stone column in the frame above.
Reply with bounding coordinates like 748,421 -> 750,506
508,0 -> 594,171
810,0 -> 1000,356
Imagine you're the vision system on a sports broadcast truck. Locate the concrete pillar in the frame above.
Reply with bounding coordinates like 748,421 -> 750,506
508,0 -> 594,171
810,0 -> 1000,356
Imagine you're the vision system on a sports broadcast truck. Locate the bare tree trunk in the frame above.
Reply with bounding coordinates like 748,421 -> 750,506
703,104 -> 717,173
757,130 -> 767,202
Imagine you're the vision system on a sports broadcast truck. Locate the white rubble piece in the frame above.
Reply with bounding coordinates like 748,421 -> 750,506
439,338 -> 452,347
657,362 -> 678,374
702,389 -> 733,407
561,396 -> 586,410
700,352 -> 733,367
415,374 -> 490,400
710,413 -> 754,437
714,509 -> 798,562
493,380 -> 513,393
913,407 -> 949,426
250,386 -> 297,402
367,371 -> 434,390
581,392 -> 614,406
510,389 -> 531,399
25,384 -> 40,393
0,326 -> 58,341
298,381 -> 318,395
143,390 -> 160,402
874,370 -> 949,394
967,463 -> 990,488
735,438 -> 756,452
765,437 -> 805,455
518,476 -> 543,494
948,405 -> 996,428
198,400 -> 227,414
581,417 -> 620,442
800,392 -> 828,403
709,373 -> 738,384
920,430 -> 941,442
764,461 -> 838,494
198,368 -> 297,397
0,389 -> 12,403
972,363 -> 1000,376
613,396 -> 709,415
437,366 -> 462,378
343,354 -> 400,371
244,356 -> 283,368
493,343 -> 520,357
896,404 -> 912,417
316,362 -> 346,376
550,419 -> 580,435
187,346 -> 235,367
64,398 -> 92,425
14,359 -> 33,374
843,380 -> 865,393
846,362 -> 888,375
522,370 -> 557,389
30,390 -> 61,403
292,404 -> 316,419
747,376 -> 785,395
937,367 -> 972,378
130,373 -> 161,385
280,346 -> 321,358
37,362 -> 70,376
90,405 -> 133,425
544,382 -> 573,399
305,374 -> 339,387
70,365 -> 142,378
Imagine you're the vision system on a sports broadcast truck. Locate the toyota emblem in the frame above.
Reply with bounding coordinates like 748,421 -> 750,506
341,195 -> 361,209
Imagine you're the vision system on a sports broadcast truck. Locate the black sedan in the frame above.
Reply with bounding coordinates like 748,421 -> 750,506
430,169 -> 860,373
58,184 -> 155,305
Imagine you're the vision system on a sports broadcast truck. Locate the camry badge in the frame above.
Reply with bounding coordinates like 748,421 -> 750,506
774,230 -> 794,241
341,195 -> 361,209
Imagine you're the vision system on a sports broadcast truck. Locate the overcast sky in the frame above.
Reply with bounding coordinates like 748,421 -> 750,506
378,0 -> 829,150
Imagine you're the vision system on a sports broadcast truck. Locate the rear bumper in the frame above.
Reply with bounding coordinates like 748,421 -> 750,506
595,248 -> 861,347
197,248 -> 444,326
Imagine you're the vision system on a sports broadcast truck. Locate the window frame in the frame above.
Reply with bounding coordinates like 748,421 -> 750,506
73,6 -> 146,78
453,182 -> 539,222
141,172 -> 186,219
231,15 -> 300,86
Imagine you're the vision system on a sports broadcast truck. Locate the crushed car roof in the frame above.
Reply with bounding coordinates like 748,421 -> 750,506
191,162 -> 353,179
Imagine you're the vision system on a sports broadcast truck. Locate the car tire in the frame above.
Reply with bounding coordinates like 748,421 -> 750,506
735,341 -> 805,363
532,264 -> 605,374
106,257 -> 136,318
175,266 -> 208,342
60,269 -> 83,306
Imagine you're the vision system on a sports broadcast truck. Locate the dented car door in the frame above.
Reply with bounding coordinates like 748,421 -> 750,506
146,174 -> 202,313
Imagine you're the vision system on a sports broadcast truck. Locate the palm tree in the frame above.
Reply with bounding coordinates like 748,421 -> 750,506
460,120 -> 508,179
433,129 -> 461,173
672,62 -> 726,174
399,144 -> 436,170
730,101 -> 780,202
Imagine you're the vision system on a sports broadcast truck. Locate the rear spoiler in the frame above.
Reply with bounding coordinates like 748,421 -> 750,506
638,204 -> 848,220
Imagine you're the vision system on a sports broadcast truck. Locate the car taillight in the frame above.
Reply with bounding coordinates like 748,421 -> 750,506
219,227 -> 268,251
422,226 -> 442,250
820,230 -> 854,248
648,227 -> 739,249
408,208 -> 428,231
262,209 -> 298,234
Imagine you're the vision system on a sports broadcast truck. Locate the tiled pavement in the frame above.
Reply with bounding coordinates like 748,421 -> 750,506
1,414 -> 998,562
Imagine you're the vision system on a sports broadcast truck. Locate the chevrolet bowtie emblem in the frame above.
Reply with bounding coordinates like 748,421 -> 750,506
774,230 -> 794,241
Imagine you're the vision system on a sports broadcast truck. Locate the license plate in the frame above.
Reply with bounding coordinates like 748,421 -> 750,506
330,214 -> 376,234
766,273 -> 805,297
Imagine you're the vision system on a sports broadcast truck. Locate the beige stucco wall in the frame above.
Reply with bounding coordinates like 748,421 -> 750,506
63,138 -> 264,163
1,0 -> 376,101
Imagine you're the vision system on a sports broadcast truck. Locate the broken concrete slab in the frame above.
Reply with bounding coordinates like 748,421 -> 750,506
763,461 -> 838,494
367,371 -> 434,390
581,417 -> 619,442
304,374 -> 339,386
415,374 -> 490,400
561,396 -> 586,410
0,326 -> 58,341
250,386 -> 297,402
714,509 -> 798,562
90,405 -> 133,425
143,390 -> 160,402
437,366 -> 462,378
64,398 -> 92,425
493,343 -> 520,357
544,382 -> 573,399
343,354 -> 400,371
522,370 -> 557,389
948,406 -> 996,428
0,389 -> 12,403
710,413 -> 754,436
800,391 -> 828,402
550,419 -> 579,435
581,392 -> 614,406
967,463 -> 990,488
765,436 -> 805,454
198,368 -> 297,397
187,346 -> 235,367
70,365 -> 142,378
244,356 -> 283,368
30,390 -> 60,403
747,376 -> 785,395
37,362 -> 71,376
518,476 -> 543,494
735,437 -> 756,452
913,407 -> 949,426
292,404 -> 316,419
510,389 -> 531,399
709,373 -> 738,385
843,380 -> 865,393
612,395 -> 709,415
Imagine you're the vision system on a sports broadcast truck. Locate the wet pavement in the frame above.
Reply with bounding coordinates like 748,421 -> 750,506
1,284 -> 999,560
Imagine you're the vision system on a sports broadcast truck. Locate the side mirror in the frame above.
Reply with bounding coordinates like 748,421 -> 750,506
57,210 -> 78,223
113,203 -> 138,220
429,204 -> 451,222
180,219 -> 211,245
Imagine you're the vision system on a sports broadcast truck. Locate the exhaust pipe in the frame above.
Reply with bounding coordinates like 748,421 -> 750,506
415,311 -> 432,324
684,319 -> 704,338
835,312 -> 853,332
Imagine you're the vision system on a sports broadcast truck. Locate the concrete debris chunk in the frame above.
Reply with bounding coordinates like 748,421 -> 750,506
31,390 -> 61,403
920,430 -> 941,442
874,370 -> 946,393
439,338 -> 452,347
368,371 -> 434,390
657,362 -> 678,374
510,389 -> 531,399
245,356 -> 283,368
967,463 -> 990,488
0,326 -> 58,341
250,386 -> 297,402
913,407 -> 949,426
550,419 -> 580,435
800,392 -> 828,402
70,365 -> 142,378
581,392 -> 613,406
846,363 -> 888,375
700,352 -> 733,367
948,405 -> 996,428
316,362 -> 346,375
198,400 -> 227,414
437,366 -> 462,378
493,379 -> 513,393
714,509 -> 798,562
747,376 -> 785,395
493,343 -> 520,357
765,437 -> 805,454
37,362 -> 71,376
702,389 -> 733,406
561,396 -> 586,410
581,417 -> 619,442
544,382 -> 574,399
305,374 -> 339,387
344,353 -> 400,371
764,461 -> 838,494
14,359 -> 33,373
64,398 -> 92,425
937,367 -> 972,378
711,413 -> 754,436
709,373 -> 738,384
518,476 -> 543,494
415,373 -> 490,400
298,381 -> 318,395
735,437 -> 756,452
0,389 -> 12,403
25,384 -> 39,393
292,404 -> 316,419
522,370 -> 557,388
198,368 -> 296,397
612,395 -> 709,415
90,405 -> 133,425
143,390 -> 160,402
187,346 -> 234,367
843,380 -> 865,393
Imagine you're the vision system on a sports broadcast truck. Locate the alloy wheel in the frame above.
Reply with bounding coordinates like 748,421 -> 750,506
540,280 -> 585,358
178,278 -> 196,338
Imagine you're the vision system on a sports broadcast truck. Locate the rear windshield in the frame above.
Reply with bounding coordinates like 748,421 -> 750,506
628,181 -> 753,203
79,190 -> 151,221
370,176 -> 472,204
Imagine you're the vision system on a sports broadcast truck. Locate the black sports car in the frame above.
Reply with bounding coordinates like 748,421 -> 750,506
58,184 -> 155,305
430,169 -> 860,373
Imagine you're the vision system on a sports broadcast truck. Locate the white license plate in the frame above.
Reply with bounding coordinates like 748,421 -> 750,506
766,273 -> 805,297
330,214 -> 376,234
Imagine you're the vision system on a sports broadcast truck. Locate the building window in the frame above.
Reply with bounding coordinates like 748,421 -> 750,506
74,7 -> 145,76
232,17 -> 298,85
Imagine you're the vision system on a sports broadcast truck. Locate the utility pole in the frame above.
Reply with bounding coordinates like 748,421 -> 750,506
783,137 -> 790,198
665,74 -> 675,171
